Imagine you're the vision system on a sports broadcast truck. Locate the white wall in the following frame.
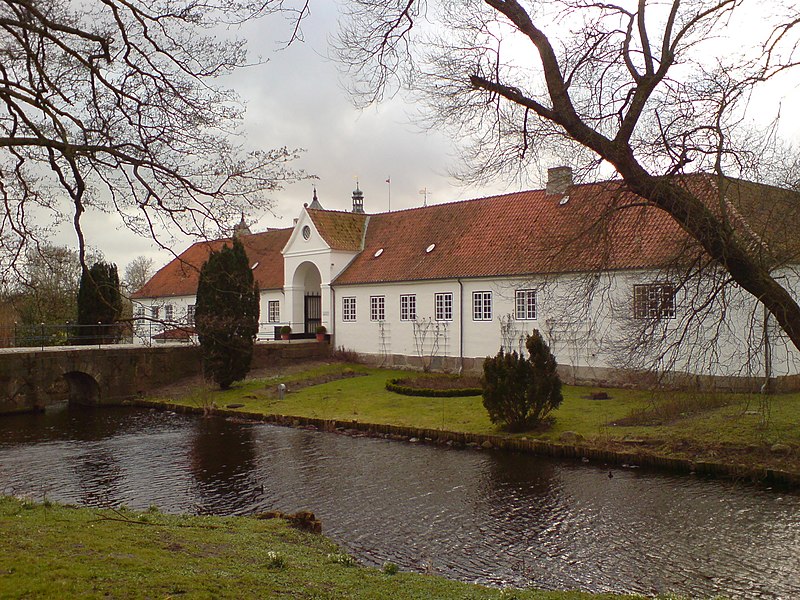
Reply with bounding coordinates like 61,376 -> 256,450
332,269 -> 800,379
258,289 -> 288,340
132,295 -> 196,344
133,289 -> 289,343
282,208 -> 359,333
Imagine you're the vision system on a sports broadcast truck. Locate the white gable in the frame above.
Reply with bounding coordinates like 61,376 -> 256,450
282,207 -> 331,258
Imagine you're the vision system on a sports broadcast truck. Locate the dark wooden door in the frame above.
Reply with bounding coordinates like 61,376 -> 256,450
304,293 -> 321,334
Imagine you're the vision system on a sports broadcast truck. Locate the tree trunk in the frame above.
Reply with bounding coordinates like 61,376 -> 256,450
616,161 -> 800,354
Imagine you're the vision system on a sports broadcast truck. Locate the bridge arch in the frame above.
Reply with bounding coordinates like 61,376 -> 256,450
63,371 -> 101,406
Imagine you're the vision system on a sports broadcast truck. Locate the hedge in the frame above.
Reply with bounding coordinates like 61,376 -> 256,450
385,378 -> 483,398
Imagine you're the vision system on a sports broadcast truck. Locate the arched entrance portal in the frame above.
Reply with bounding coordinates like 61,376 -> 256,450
291,261 -> 323,334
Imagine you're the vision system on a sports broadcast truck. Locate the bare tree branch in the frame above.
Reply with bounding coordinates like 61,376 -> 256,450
336,0 -> 800,359
0,0 -> 308,275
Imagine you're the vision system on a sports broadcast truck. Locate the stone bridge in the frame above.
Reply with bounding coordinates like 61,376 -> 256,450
0,341 -> 329,414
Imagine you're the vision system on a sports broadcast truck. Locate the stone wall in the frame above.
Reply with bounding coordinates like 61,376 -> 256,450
0,340 -> 330,414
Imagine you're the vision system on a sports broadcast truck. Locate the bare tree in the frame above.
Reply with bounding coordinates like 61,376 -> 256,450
337,1 -> 800,354
124,256 -> 155,295
0,0 -> 307,279
7,244 -> 104,324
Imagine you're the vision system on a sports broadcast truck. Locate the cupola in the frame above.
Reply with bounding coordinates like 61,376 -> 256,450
352,184 -> 364,214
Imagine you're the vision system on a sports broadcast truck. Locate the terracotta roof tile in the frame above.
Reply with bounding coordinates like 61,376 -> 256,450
133,175 -> 799,297
132,228 -> 292,299
307,209 -> 368,251
333,175 -> 798,285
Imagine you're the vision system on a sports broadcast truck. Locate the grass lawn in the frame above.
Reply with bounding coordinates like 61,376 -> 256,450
0,497 -> 637,600
150,362 -> 800,473
155,363 -> 642,436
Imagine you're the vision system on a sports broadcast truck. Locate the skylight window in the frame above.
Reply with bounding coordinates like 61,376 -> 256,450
374,248 -> 384,257
426,243 -> 436,253
559,196 -> 570,205
251,262 -> 259,269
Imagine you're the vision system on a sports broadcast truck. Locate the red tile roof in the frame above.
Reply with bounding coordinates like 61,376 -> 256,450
332,175 -> 798,285
307,209 -> 368,251
133,174 -> 799,297
132,228 -> 292,299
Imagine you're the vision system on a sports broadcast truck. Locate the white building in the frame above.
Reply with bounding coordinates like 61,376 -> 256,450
132,169 -> 800,390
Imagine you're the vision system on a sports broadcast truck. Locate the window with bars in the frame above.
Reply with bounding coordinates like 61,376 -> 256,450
342,297 -> 357,322
515,289 -> 537,320
187,304 -> 196,325
400,294 -> 416,321
268,300 -> 280,323
633,284 -> 676,319
472,291 -> 492,321
370,296 -> 385,321
435,292 -> 453,321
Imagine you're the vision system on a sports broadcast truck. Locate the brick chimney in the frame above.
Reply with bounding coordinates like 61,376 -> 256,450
546,166 -> 573,196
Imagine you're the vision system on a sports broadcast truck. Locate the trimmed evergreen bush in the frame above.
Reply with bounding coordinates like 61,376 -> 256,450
76,261 -> 122,345
195,237 -> 260,389
385,377 -> 482,397
481,330 -> 563,431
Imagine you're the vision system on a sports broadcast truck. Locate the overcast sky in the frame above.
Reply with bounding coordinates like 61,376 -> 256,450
69,3 -> 513,275
62,2 -> 800,278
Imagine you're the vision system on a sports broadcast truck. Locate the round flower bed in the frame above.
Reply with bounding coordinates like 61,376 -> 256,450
385,374 -> 483,397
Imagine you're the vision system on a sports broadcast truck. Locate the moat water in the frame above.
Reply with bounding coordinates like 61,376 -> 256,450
0,405 -> 798,598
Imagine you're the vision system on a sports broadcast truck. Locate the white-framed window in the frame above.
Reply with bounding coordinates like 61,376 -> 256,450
400,294 -> 416,321
515,289 -> 537,320
165,305 -> 174,322
135,306 -> 145,320
370,296 -> 385,321
633,283 -> 676,319
187,305 -> 196,325
435,292 -> 453,321
151,306 -> 160,320
472,291 -> 492,321
268,300 -> 280,323
342,297 -> 357,322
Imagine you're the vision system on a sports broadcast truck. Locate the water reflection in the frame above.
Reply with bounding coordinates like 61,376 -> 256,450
0,404 -> 132,445
189,418 -> 258,514
0,406 -> 799,598
73,447 -> 123,507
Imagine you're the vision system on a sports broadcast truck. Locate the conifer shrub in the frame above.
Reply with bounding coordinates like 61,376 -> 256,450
76,261 -> 122,345
481,330 -> 563,431
195,237 -> 259,389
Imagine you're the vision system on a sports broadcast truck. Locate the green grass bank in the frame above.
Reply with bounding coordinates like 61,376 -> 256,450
143,362 -> 800,483
0,497 -> 638,599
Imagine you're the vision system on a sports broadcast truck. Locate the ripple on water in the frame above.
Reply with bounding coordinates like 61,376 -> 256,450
1,407 -> 800,598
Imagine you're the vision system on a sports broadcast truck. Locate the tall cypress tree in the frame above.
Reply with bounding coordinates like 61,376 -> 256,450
76,261 -> 122,344
195,237 -> 260,389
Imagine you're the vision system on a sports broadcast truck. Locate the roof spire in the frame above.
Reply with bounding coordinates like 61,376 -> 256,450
309,186 -> 323,210
233,211 -> 251,237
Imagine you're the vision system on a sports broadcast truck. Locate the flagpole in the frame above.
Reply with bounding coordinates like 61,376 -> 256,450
386,176 -> 391,212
